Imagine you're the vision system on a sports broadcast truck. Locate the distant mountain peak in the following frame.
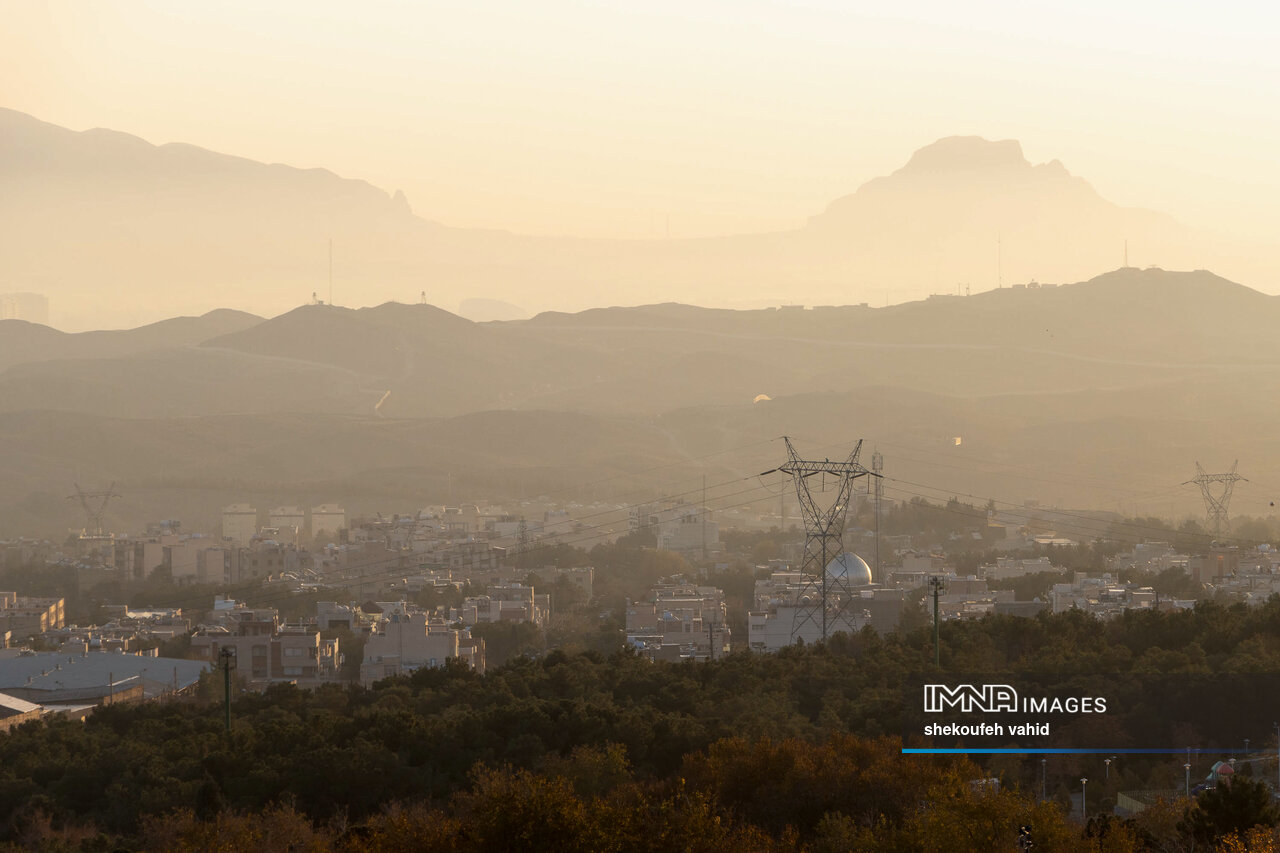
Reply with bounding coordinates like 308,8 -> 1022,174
896,136 -> 1028,175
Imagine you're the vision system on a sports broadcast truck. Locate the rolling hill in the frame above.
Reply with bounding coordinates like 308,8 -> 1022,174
0,267 -> 1278,534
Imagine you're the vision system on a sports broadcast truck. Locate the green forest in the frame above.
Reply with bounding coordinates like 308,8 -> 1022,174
8,601 -> 1280,850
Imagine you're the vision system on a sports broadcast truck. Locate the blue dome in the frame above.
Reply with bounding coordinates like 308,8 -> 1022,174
826,552 -> 873,585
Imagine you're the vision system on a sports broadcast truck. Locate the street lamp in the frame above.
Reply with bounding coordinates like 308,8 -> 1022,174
1245,737 -> 1251,756
1185,763 -> 1192,799
1081,777 -> 1088,821
1104,757 -> 1112,781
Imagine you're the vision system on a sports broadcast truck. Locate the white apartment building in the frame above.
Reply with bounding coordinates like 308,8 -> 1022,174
360,607 -> 484,685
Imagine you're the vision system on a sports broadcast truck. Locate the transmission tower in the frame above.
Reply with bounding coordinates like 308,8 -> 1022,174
1184,461 -> 1246,539
67,482 -> 120,536
774,437 -> 877,642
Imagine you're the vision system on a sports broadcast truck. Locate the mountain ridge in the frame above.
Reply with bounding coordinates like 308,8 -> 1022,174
1,108 -> 1232,329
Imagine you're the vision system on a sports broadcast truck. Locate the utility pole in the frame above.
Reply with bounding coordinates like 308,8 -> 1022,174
1080,777 -> 1088,821
1264,722 -> 1274,794
872,450 -> 883,583
701,475 -> 707,563
220,647 -> 236,736
928,575 -> 944,667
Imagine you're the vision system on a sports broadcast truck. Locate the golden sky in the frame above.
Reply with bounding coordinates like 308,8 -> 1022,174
6,0 -> 1280,241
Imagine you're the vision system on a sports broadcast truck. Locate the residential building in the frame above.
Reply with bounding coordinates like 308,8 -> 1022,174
311,504 -> 346,539
268,506 -> 306,544
360,606 -> 484,685
222,504 -> 258,545
0,594 -> 65,641
453,582 -> 550,626
626,583 -> 729,661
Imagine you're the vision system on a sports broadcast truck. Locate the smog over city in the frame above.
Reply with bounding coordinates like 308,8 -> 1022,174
4,3 -> 1280,850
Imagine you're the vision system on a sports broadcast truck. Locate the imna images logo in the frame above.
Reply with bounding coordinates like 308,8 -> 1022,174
923,683 -> 1018,713
922,683 -> 1107,715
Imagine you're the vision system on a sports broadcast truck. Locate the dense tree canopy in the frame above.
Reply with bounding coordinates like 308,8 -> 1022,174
6,599 -> 1280,849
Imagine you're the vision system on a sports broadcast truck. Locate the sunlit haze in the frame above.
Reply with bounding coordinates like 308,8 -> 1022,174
7,0 -> 1280,242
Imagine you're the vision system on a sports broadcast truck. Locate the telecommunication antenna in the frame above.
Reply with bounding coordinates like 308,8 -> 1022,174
769,437 -> 877,642
1184,461 -> 1246,538
328,238 -> 334,307
67,482 -> 120,536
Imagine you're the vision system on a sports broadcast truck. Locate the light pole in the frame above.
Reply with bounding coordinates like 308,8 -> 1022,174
1041,758 -> 1047,802
928,576 -> 944,667
1246,737 -> 1251,757
218,645 -> 236,732
1185,763 -> 1192,799
1104,757 -> 1111,782
1080,777 -> 1088,821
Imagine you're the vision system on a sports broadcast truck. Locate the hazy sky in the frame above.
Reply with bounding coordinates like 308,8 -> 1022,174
6,1 -> 1280,241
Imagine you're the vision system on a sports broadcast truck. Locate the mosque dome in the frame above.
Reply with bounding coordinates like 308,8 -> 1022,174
825,552 -> 873,586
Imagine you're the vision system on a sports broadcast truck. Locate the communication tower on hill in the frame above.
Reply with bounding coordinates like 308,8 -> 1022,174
771,437 -> 878,642
1185,461 -> 1246,538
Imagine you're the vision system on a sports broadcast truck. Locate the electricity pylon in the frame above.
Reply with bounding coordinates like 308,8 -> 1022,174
1184,461 -> 1246,539
67,482 -> 120,536
775,437 -> 877,642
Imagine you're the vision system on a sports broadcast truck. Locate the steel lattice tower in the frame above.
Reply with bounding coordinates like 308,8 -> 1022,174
777,437 -> 877,642
1184,461 -> 1246,538
67,482 -> 120,536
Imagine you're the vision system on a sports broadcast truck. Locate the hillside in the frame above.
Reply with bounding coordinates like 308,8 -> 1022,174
3,268 -> 1267,419
2,267 -> 1278,533
0,309 -> 261,370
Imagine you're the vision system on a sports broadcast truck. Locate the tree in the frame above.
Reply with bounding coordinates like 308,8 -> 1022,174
1181,776 -> 1280,846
